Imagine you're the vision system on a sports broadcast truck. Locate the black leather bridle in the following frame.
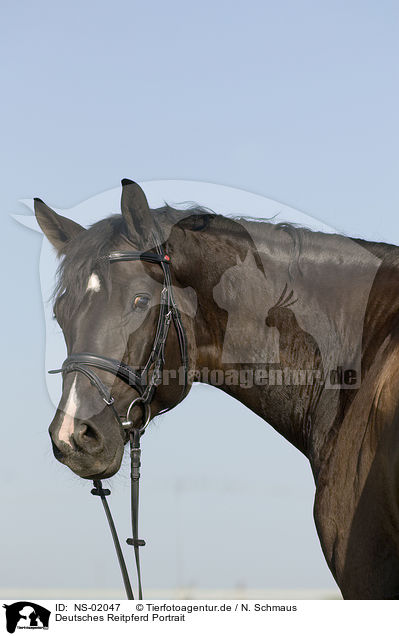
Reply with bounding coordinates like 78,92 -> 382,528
49,235 -> 189,600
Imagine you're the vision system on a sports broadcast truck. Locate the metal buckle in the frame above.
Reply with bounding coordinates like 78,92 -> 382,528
122,397 -> 151,433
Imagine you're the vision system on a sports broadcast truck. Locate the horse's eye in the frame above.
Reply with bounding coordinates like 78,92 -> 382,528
132,294 -> 151,310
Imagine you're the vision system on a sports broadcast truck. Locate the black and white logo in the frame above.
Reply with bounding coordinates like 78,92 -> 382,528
2,602 -> 51,633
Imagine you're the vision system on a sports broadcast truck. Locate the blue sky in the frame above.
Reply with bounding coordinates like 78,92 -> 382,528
1,0 -> 399,596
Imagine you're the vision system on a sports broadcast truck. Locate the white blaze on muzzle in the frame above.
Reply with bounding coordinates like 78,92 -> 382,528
58,376 -> 79,447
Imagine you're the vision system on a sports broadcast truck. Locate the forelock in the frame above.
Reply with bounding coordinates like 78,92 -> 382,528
53,215 -> 126,319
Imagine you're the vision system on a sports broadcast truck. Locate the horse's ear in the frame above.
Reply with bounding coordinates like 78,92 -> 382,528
34,198 -> 85,253
120,179 -> 153,245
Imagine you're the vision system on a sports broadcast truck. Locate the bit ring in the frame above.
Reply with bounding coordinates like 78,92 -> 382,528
122,397 -> 151,433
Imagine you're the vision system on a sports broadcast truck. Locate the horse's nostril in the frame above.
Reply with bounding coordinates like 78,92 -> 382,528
73,421 -> 103,451
81,423 -> 97,440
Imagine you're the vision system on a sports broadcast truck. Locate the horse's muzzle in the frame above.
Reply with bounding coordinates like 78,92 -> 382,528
48,412 -> 125,479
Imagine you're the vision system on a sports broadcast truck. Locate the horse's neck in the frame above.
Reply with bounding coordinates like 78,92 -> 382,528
172,218 -> 399,467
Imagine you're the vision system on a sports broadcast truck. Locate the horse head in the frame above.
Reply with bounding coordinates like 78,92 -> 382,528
35,179 -> 194,479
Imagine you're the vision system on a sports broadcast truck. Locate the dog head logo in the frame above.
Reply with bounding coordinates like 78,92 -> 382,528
2,602 -> 51,633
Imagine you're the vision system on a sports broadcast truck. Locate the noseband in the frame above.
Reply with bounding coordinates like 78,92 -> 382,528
49,235 -> 188,600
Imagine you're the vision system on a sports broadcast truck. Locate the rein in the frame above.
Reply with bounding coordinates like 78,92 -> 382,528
49,235 -> 188,600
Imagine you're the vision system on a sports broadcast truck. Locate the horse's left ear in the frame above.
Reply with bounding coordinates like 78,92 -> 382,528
121,179 -> 153,245
34,198 -> 85,253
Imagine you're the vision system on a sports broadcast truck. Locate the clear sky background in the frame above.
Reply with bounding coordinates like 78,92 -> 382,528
1,0 -> 399,597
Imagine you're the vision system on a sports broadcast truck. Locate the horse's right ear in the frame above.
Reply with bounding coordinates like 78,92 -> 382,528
120,179 -> 153,246
34,198 -> 85,253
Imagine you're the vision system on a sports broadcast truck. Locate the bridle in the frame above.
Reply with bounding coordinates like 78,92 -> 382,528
49,234 -> 189,600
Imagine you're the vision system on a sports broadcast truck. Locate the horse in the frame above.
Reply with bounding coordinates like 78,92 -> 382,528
34,179 -> 399,599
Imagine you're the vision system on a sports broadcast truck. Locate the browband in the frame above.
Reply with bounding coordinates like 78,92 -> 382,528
108,251 -> 171,264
